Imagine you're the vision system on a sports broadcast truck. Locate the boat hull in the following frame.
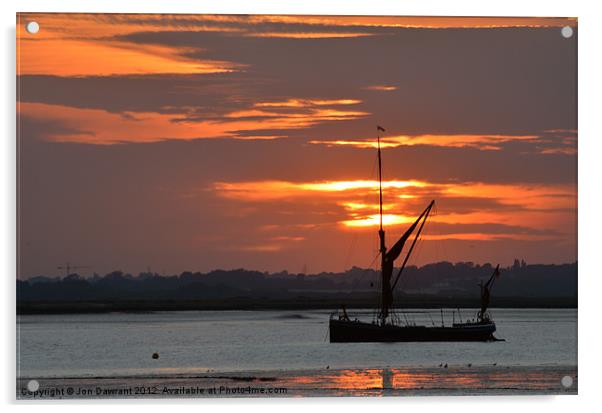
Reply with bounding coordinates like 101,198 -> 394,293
329,319 -> 496,342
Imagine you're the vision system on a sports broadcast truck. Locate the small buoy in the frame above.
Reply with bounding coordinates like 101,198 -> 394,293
152,352 -> 159,359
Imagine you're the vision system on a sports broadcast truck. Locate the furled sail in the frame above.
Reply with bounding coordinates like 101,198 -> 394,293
379,200 -> 435,321
479,264 -> 500,321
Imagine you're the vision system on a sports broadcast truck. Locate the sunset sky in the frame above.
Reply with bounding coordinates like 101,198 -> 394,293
17,13 -> 577,277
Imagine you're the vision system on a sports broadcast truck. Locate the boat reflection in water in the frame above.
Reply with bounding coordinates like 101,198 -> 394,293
281,366 -> 576,396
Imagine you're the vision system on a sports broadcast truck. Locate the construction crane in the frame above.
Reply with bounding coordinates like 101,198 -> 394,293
57,262 -> 91,276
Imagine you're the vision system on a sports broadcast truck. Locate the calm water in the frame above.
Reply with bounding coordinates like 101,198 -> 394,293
17,309 -> 577,379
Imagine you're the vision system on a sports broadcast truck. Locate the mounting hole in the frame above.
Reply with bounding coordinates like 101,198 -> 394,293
561,26 -> 573,39
561,375 -> 573,388
27,379 -> 39,392
25,21 -> 39,34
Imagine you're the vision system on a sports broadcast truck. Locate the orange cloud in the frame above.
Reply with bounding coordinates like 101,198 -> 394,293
363,85 -> 397,91
255,99 -> 362,108
246,32 -> 374,39
420,233 -> 557,241
18,100 -> 367,144
17,14 -> 243,77
17,14 -> 576,41
238,244 -> 284,252
239,15 -> 577,29
19,102 -> 237,144
442,182 -> 576,211
18,39 -> 240,77
309,134 -> 541,151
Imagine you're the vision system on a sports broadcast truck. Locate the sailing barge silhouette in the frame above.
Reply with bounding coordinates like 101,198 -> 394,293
329,127 -> 500,343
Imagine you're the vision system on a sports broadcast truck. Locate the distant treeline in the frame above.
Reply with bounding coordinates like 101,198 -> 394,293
17,260 -> 577,313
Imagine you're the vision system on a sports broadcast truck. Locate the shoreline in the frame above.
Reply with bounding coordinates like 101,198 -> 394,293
17,299 -> 577,315
17,364 -> 578,398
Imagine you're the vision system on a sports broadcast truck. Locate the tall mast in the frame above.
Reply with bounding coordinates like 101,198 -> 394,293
377,126 -> 385,255
377,133 -> 383,232
377,126 -> 387,324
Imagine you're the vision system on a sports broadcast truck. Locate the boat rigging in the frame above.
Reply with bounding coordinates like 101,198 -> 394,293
329,126 -> 501,342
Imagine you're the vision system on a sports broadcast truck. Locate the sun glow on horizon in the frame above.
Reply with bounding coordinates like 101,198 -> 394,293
302,180 -> 427,192
342,214 -> 415,228
213,179 -> 429,201
213,178 -> 576,242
